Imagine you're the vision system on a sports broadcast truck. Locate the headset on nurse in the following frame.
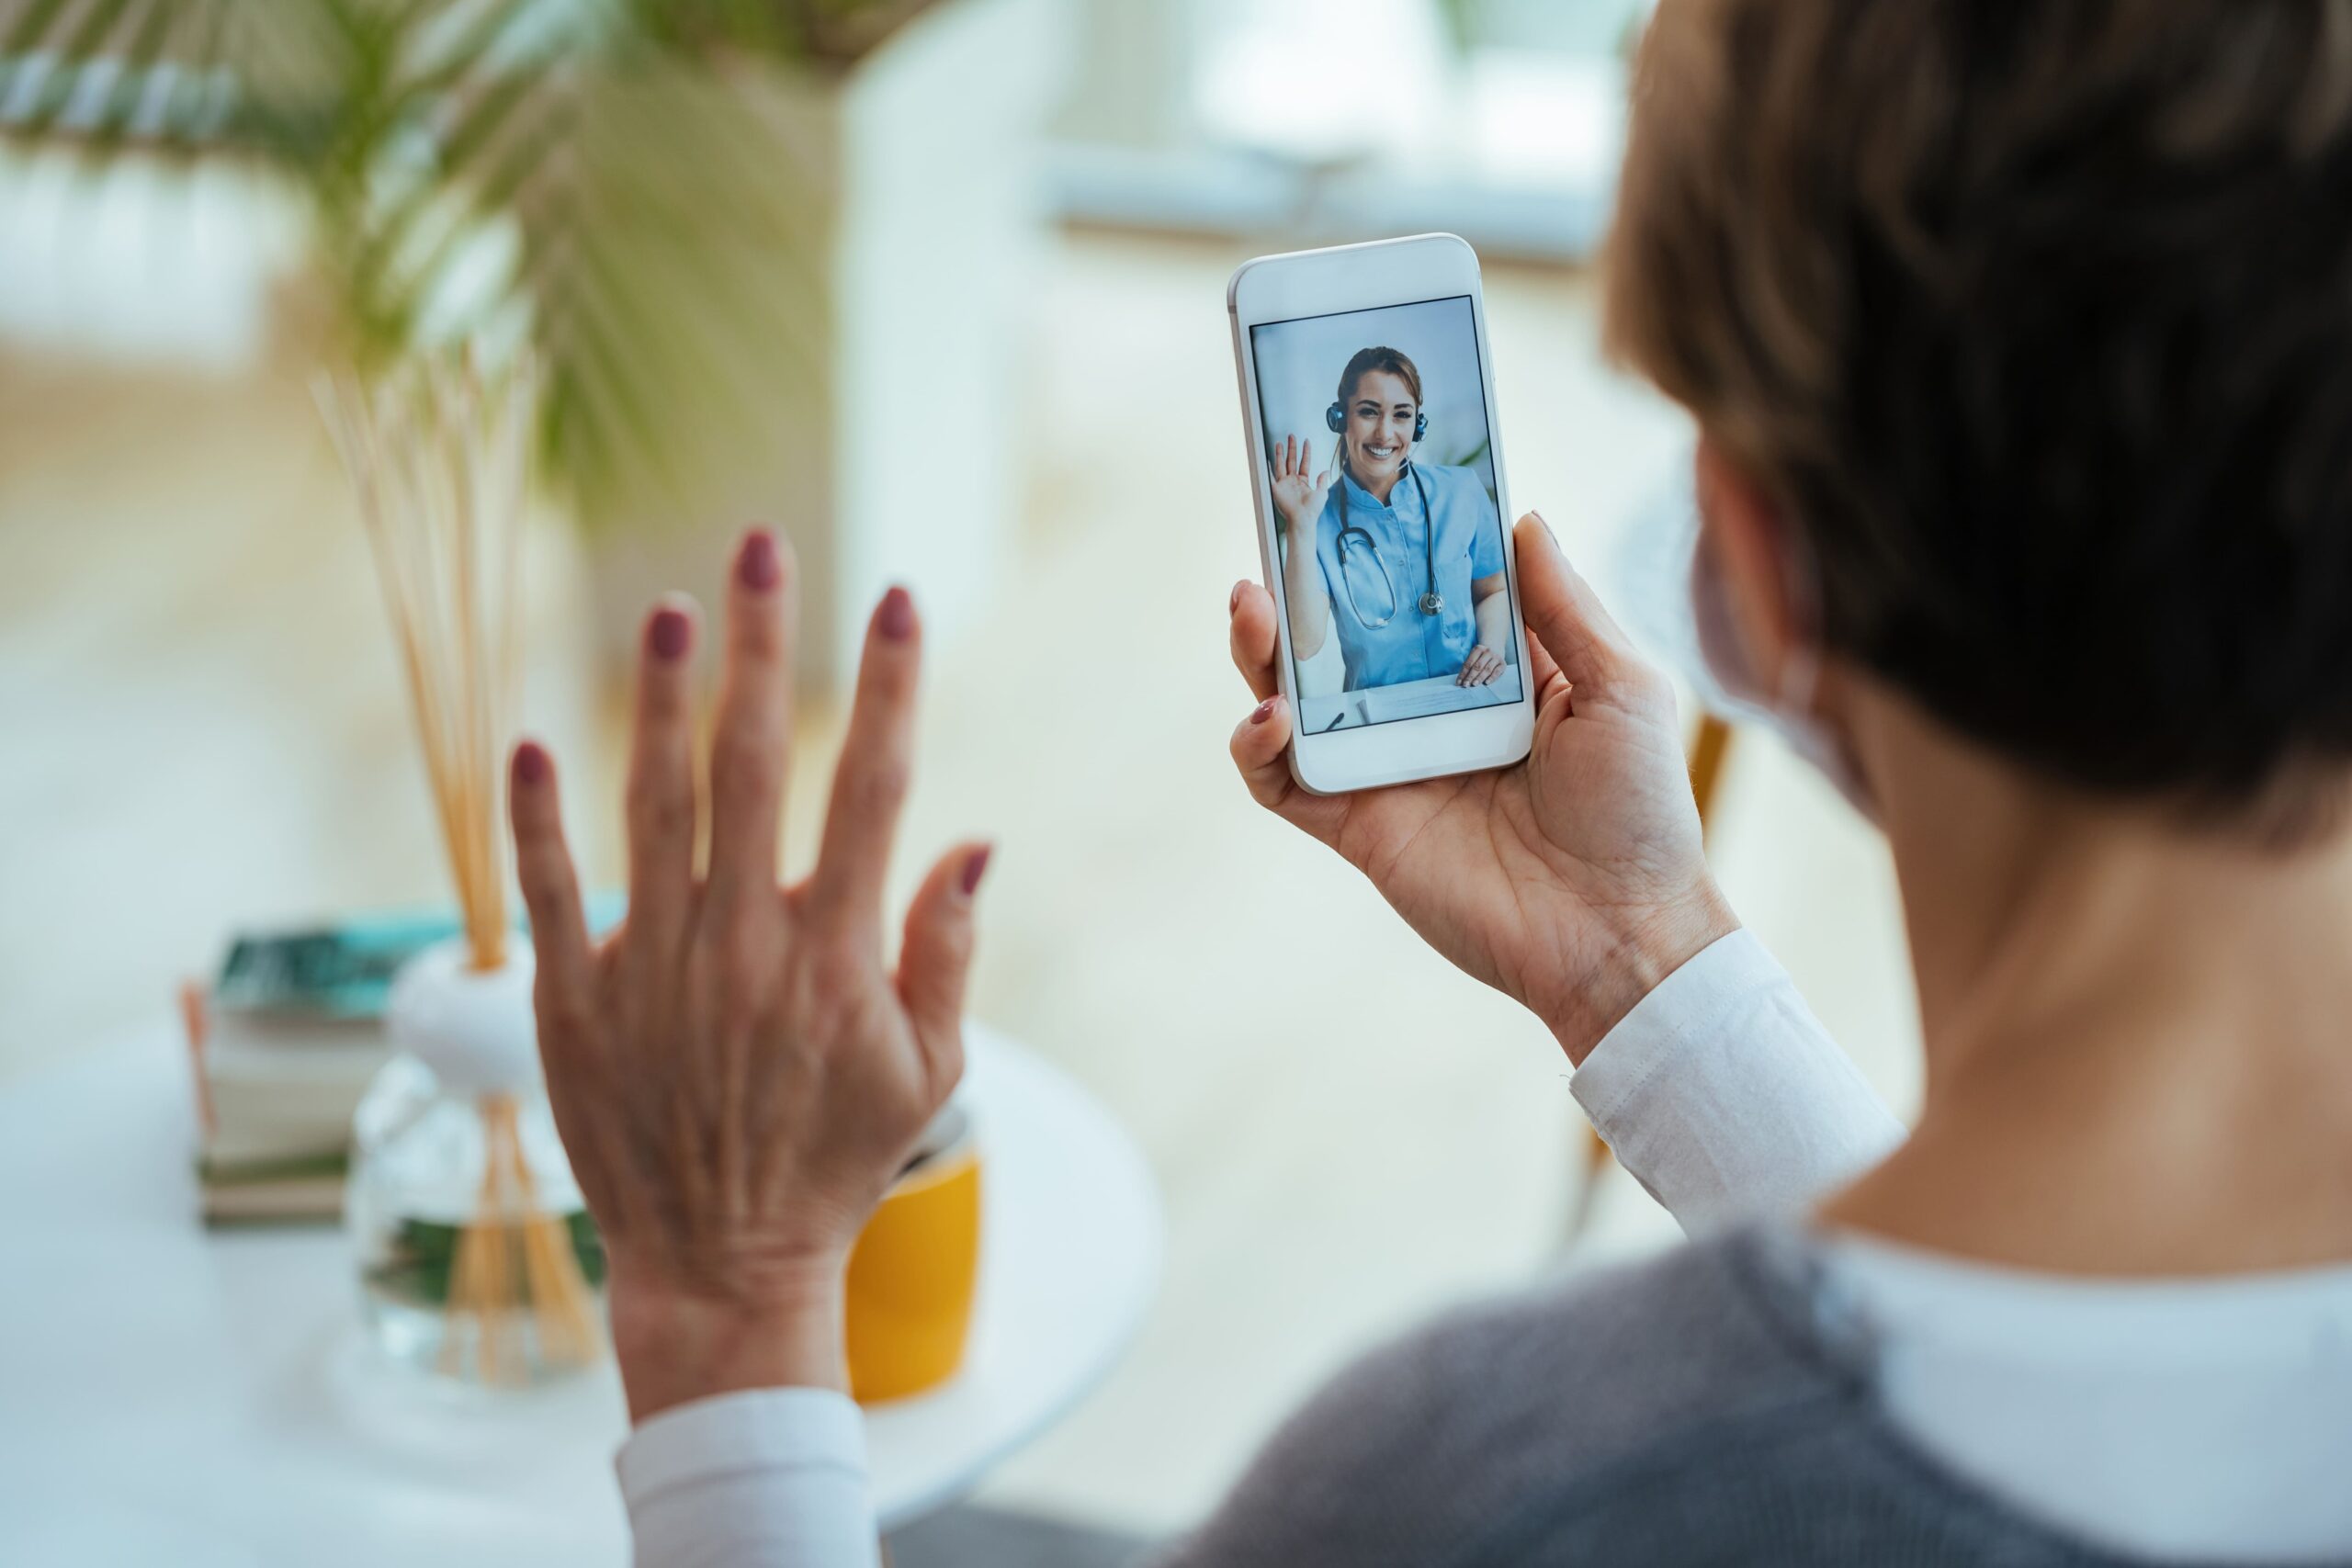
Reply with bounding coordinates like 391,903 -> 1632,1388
1270,345 -> 1512,692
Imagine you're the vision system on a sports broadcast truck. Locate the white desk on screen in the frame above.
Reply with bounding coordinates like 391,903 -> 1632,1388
1296,672 -> 1517,737
0,1021 -> 1159,1566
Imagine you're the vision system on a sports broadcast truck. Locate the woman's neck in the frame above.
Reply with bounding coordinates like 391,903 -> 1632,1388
1351,460 -> 1402,507
1821,694 -> 2352,1274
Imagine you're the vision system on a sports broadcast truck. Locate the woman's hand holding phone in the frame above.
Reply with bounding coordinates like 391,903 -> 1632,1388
1227,513 -> 1738,1063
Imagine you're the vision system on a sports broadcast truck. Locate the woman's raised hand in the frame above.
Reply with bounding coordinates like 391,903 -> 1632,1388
508,527 -> 990,1421
1227,514 -> 1737,1062
1269,434 -> 1333,531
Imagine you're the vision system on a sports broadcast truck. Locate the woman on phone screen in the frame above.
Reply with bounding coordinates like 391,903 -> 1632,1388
1271,347 -> 1511,692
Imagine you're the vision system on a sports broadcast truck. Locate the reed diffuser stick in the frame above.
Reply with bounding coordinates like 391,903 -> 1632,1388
320,354 -> 602,1382
319,356 -> 534,971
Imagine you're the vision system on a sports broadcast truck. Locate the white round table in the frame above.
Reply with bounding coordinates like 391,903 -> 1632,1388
0,1021 -> 1160,1566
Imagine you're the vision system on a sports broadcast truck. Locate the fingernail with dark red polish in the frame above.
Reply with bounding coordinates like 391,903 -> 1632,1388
648,606 -> 690,660
514,740 -> 549,784
1251,699 -> 1276,726
739,529 -> 781,590
878,585 -> 916,641
960,845 -> 992,897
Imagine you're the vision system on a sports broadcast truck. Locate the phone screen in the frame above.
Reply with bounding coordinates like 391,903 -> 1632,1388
1250,294 -> 1524,735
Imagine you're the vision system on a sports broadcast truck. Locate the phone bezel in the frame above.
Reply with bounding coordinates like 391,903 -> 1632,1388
1227,233 -> 1536,795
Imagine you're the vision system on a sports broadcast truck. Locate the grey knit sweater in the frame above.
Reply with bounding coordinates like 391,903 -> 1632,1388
1158,1225 -> 2280,1568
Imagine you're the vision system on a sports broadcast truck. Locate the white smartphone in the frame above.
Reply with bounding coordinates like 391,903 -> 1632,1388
1227,233 -> 1536,794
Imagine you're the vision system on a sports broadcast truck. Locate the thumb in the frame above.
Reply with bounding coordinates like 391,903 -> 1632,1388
1230,694 -> 1345,845
898,840 -> 990,1091
1514,513 -> 1637,692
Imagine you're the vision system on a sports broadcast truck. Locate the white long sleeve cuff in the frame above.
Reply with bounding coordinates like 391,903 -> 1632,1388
1570,927 -> 1906,1229
617,1387 -> 878,1568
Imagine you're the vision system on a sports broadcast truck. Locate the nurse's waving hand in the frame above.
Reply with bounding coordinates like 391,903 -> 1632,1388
1269,432 -> 1333,527
1227,513 -> 1736,1063
1268,433 -> 1336,661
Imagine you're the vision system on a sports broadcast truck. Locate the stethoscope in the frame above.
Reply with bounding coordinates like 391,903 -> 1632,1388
1329,401 -> 1442,630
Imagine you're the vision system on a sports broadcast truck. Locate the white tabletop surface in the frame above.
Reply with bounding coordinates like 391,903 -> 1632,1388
1297,671 -> 1517,736
0,1021 -> 1160,1565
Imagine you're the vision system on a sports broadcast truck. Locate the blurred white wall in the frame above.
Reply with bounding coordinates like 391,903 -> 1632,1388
832,0 -> 1074,683
1194,0 -> 1453,166
1049,0 -> 1645,257
0,147 -> 300,372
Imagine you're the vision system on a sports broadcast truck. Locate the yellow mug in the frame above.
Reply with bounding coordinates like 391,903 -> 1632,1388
843,1104 -> 981,1403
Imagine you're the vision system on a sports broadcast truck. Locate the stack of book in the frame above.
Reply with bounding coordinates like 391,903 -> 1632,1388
187,914 -> 458,1225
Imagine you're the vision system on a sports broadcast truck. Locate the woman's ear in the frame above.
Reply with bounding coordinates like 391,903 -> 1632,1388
1693,434 -> 1805,692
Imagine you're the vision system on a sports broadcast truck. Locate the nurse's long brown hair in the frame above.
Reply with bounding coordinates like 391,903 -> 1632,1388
1333,345 -> 1423,485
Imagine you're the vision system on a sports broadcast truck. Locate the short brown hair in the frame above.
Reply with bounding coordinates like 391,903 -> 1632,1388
1607,0 -> 2352,816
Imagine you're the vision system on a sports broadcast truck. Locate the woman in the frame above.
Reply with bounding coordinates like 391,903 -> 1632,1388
1272,346 -> 1512,691
513,1 -> 2352,1562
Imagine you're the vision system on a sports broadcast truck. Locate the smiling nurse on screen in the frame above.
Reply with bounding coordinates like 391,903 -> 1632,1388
1272,345 -> 1511,693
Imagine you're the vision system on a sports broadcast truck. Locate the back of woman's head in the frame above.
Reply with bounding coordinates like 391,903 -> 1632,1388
1607,0 -> 2352,829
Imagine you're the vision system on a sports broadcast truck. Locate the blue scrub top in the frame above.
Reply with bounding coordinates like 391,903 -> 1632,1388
1313,462 -> 1506,691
